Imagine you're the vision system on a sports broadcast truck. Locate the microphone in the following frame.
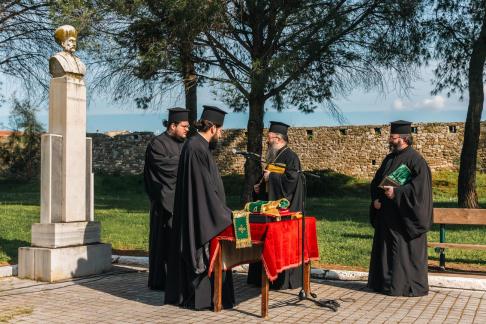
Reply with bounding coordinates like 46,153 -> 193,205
232,149 -> 262,159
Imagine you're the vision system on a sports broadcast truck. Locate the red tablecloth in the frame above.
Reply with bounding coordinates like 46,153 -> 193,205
209,217 -> 319,281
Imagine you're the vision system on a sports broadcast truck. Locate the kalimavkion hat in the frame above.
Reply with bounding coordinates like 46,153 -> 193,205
167,107 -> 189,123
390,120 -> 412,134
269,121 -> 290,136
201,105 -> 227,126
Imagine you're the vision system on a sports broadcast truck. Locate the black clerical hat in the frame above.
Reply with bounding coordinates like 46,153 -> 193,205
269,121 -> 290,136
201,105 -> 227,126
168,107 -> 190,123
390,120 -> 412,134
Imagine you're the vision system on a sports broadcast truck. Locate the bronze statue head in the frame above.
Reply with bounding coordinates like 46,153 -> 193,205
54,25 -> 78,53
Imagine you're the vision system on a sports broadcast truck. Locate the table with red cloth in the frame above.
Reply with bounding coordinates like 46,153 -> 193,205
209,217 -> 319,318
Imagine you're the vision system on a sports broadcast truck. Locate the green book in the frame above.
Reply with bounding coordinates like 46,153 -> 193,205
379,164 -> 412,188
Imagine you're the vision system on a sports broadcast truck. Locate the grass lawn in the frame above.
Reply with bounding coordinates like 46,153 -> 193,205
1,171 -> 485,272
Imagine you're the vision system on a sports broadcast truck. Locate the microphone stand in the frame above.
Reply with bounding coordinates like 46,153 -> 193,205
297,171 -> 340,312
235,151 -> 339,311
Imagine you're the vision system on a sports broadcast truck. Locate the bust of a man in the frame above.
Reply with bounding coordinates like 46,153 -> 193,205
49,25 -> 86,78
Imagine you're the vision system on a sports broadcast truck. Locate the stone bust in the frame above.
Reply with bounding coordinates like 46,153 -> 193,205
49,25 -> 86,78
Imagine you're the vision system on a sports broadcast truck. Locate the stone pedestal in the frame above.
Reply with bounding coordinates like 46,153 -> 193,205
18,75 -> 111,282
31,222 -> 101,248
40,134 -> 94,223
18,244 -> 112,282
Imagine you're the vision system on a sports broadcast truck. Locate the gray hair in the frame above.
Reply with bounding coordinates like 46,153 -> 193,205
400,134 -> 413,145
275,133 -> 289,143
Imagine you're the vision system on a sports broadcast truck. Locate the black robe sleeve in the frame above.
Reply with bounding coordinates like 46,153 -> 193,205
252,175 -> 267,202
144,137 -> 180,213
267,150 -> 304,212
392,155 -> 433,239
369,154 -> 392,228
190,150 -> 232,245
371,160 -> 385,202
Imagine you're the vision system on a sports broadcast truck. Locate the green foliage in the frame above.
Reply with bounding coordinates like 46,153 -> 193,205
429,0 -> 486,99
204,1 -> 428,114
0,175 -> 39,265
432,170 -> 486,203
0,99 -> 44,180
0,1 -> 54,92
305,170 -> 370,198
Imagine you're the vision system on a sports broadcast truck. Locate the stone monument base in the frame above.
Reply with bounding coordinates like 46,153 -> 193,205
18,243 -> 112,282
31,221 -> 101,248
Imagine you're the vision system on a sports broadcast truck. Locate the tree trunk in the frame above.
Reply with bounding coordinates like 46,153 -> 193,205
242,94 -> 265,203
241,2 -> 268,203
180,45 -> 198,135
458,14 -> 486,208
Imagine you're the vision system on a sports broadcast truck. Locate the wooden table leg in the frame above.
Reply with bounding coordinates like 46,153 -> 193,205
261,268 -> 269,319
213,244 -> 222,312
304,262 -> 311,295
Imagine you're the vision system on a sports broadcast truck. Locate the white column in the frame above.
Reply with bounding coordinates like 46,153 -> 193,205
48,76 -> 86,222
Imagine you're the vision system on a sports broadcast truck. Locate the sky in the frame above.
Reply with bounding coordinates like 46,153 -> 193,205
0,65 -> 485,134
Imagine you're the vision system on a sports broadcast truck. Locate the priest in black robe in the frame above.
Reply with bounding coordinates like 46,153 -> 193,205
368,120 -> 433,297
143,108 -> 190,290
165,105 -> 235,310
247,121 -> 304,290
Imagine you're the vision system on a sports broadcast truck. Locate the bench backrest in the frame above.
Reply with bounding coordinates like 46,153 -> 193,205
433,208 -> 486,225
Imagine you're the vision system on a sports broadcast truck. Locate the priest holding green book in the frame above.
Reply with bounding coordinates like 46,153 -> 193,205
368,120 -> 433,297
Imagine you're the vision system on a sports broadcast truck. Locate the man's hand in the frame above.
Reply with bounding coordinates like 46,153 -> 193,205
253,183 -> 260,194
383,186 -> 395,199
263,170 -> 270,182
373,199 -> 381,210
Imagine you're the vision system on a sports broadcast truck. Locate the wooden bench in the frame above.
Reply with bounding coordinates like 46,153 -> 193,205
428,208 -> 486,270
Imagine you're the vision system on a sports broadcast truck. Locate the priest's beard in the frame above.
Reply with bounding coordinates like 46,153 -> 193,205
170,133 -> 185,142
266,145 -> 279,162
209,134 -> 220,151
389,142 -> 406,153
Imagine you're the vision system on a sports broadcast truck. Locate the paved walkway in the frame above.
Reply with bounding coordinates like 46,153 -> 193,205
1,266 -> 485,323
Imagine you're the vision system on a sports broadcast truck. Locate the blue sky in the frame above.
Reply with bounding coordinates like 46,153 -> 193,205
1,65 -> 484,134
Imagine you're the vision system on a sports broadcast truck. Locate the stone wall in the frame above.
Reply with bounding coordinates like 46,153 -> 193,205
90,132 -> 154,175
87,122 -> 486,179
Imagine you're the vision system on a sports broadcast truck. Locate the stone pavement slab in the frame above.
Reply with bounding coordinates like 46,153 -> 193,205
110,255 -> 486,291
0,265 -> 485,323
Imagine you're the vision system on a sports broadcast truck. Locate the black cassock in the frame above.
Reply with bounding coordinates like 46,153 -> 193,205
165,134 -> 235,310
368,146 -> 433,297
143,132 -> 184,290
247,146 -> 304,289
